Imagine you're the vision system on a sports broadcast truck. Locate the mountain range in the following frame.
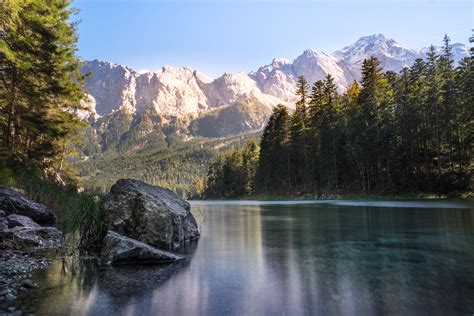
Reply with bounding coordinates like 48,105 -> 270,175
81,34 -> 468,122
76,34 -> 469,191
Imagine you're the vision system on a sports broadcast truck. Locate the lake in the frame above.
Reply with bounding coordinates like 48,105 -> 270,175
16,200 -> 474,315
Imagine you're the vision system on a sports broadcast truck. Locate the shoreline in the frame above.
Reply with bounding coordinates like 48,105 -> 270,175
0,248 -> 53,315
192,192 -> 473,202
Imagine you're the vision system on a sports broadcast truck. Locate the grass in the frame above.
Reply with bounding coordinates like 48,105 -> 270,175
0,166 -> 105,253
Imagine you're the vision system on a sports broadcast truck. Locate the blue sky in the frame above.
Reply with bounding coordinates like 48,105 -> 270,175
73,0 -> 473,78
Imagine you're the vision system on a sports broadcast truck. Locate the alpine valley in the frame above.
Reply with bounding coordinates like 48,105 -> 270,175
75,34 -> 469,194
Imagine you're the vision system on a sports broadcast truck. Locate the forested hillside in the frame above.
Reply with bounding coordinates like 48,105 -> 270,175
75,132 -> 258,194
202,35 -> 473,198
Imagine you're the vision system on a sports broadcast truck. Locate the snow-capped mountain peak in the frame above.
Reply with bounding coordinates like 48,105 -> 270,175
82,34 -> 469,119
333,34 -> 419,71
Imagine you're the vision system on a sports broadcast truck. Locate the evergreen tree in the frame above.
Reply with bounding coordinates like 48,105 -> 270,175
202,35 -> 472,198
0,0 -> 86,178
241,140 -> 260,195
289,76 -> 310,192
256,104 -> 291,194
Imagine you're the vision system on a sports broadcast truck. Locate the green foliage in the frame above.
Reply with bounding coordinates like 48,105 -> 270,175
255,104 -> 291,194
202,35 -> 473,198
75,132 -> 258,196
203,139 -> 260,198
189,97 -> 271,137
0,1 -> 104,251
0,166 -> 16,187
4,166 -> 104,252
0,0 -> 86,175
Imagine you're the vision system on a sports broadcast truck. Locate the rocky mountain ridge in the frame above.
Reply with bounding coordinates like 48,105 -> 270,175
79,34 -> 469,152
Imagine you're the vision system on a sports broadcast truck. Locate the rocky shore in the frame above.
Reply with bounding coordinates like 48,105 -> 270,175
0,179 -> 200,314
0,187 -> 61,315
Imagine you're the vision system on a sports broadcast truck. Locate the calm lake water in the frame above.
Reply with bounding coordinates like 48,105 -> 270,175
17,200 -> 474,315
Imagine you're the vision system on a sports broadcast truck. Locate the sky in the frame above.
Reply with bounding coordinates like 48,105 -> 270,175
73,0 -> 473,78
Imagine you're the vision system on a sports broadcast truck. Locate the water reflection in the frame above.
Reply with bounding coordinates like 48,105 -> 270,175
17,202 -> 474,315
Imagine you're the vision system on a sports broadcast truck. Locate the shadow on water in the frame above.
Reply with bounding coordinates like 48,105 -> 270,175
16,241 -> 198,315
15,201 -> 474,315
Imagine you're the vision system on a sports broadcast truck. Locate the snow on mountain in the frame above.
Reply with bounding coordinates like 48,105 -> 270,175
82,34 -> 469,123
200,71 -> 283,109
250,58 -> 296,101
334,34 -> 420,77
83,61 -> 285,119
293,49 -> 348,91
252,34 -> 468,101
419,42 -> 469,65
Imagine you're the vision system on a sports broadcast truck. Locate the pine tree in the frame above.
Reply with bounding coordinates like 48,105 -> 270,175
289,76 -> 310,192
256,104 -> 291,194
0,0 -> 86,179
202,36 -> 472,198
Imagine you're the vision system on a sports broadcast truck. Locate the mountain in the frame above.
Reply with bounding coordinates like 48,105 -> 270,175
80,34 -> 469,152
333,34 -> 420,77
189,96 -> 272,137
75,34 -> 469,193
81,60 -> 282,119
252,34 -> 469,102
82,34 -> 468,121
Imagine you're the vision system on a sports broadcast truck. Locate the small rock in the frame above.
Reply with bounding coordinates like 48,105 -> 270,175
7,214 -> 41,228
0,288 -> 10,296
21,279 -> 37,289
5,292 -> 16,300
0,219 -> 8,231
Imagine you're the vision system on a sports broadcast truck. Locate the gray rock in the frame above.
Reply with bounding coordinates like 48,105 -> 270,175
20,279 -> 37,289
4,292 -> 16,301
101,231 -> 181,265
0,187 -> 56,225
0,288 -> 10,296
0,209 -> 7,231
0,219 -> 8,231
102,179 -> 200,249
7,214 -> 41,228
0,226 -> 62,248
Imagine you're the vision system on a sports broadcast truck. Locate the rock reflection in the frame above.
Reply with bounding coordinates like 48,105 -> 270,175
15,202 -> 474,315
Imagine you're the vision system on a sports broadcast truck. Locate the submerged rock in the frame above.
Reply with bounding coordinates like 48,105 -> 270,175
0,187 -> 56,225
102,179 -> 200,249
101,231 -> 181,265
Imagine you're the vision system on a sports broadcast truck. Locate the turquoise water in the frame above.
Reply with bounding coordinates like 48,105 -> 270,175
17,200 -> 474,315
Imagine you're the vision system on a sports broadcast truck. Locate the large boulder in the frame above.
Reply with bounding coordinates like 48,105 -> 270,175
0,187 -> 56,225
101,231 -> 181,265
102,179 -> 200,249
